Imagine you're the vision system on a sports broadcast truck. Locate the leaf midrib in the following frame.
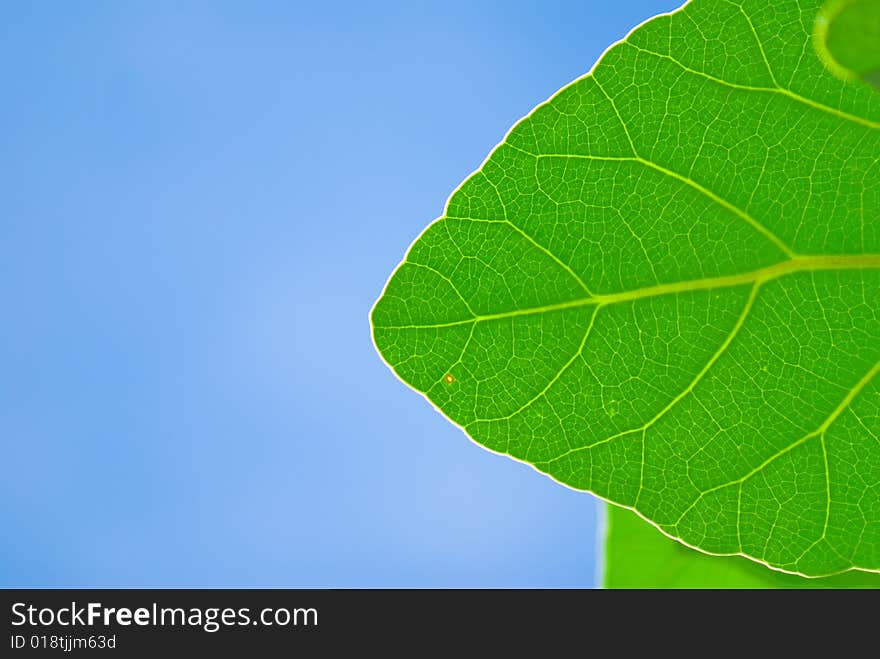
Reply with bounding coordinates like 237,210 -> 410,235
377,253 -> 880,330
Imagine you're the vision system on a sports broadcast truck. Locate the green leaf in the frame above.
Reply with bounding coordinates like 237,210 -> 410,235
814,0 -> 880,87
371,0 -> 880,577
604,504 -> 880,587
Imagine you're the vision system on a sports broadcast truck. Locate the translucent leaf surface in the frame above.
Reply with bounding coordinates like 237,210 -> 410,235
371,0 -> 880,577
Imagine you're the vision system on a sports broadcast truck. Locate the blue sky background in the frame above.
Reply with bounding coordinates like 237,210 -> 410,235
1,0 -> 681,587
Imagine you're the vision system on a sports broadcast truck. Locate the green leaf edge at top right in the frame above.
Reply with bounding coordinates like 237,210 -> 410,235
371,0 -> 880,578
814,0 -> 880,87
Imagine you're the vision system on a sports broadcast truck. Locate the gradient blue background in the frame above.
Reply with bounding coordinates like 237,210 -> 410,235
1,0 -> 680,587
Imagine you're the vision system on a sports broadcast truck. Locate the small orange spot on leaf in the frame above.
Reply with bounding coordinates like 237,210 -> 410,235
444,373 -> 455,384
